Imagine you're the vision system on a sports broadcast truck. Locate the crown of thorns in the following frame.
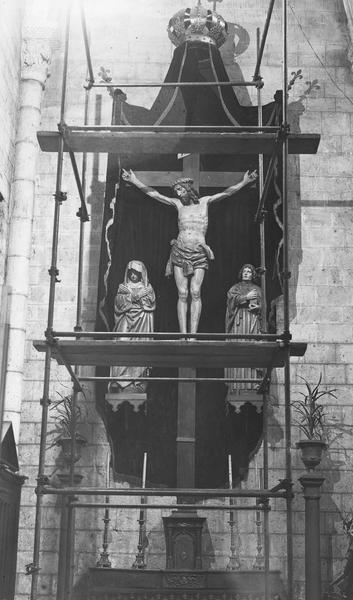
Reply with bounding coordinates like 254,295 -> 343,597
172,177 -> 194,189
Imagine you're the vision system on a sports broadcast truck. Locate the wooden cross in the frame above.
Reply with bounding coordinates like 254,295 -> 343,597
136,154 -> 243,490
134,167 -> 244,190
177,153 -> 199,490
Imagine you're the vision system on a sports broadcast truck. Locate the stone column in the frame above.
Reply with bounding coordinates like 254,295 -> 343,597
342,0 -> 353,67
3,2 -> 56,442
299,473 -> 325,600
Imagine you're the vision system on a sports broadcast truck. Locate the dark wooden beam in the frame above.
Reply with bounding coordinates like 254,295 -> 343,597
177,367 -> 196,488
133,171 -> 244,188
37,130 -> 320,155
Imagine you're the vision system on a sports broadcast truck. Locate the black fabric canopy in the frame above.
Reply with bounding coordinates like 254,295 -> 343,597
95,41 -> 283,487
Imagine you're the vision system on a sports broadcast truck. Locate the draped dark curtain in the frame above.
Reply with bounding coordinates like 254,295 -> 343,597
96,40 -> 282,487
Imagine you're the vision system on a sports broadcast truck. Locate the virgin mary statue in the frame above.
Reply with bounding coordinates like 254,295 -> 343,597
110,260 -> 156,392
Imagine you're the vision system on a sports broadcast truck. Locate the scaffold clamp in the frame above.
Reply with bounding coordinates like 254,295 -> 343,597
40,395 -> 51,407
53,191 -> 67,204
84,77 -> 95,91
25,562 -> 40,576
279,122 -> 290,139
252,74 -> 264,88
35,475 -> 50,496
48,266 -> 60,283
45,328 -> 59,345
76,205 -> 90,222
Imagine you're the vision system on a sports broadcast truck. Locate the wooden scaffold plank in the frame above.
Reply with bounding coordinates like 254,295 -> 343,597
37,129 -> 320,155
33,339 -> 307,369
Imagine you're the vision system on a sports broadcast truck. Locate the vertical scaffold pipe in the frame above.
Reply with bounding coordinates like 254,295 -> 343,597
281,2 -> 293,600
30,7 -> 72,600
64,85 -> 91,600
256,28 -> 269,600
256,30 -> 267,334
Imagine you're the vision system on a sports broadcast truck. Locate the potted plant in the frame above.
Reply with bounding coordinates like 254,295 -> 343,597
49,392 -> 87,467
293,374 -> 336,470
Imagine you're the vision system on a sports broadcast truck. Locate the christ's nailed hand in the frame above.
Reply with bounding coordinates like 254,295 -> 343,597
243,170 -> 258,185
122,168 -> 133,182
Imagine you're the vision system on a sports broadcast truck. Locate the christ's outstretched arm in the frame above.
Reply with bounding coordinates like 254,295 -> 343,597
206,170 -> 258,204
122,169 -> 178,207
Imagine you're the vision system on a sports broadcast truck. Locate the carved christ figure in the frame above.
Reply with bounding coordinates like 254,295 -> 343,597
122,168 -> 257,334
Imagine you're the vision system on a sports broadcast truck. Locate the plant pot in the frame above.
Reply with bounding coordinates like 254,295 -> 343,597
56,434 -> 87,465
296,439 -> 327,471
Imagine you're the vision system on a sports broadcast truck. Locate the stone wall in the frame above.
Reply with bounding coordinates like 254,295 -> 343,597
0,0 -> 22,286
15,0 -> 353,598
0,0 -> 22,403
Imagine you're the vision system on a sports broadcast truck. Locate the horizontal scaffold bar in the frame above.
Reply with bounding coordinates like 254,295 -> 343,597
33,338 -> 307,368
71,124 -> 280,131
92,80 -> 262,88
37,129 -> 320,155
42,486 -> 287,498
51,330 -> 282,340
70,502 -> 270,511
80,376 -> 263,383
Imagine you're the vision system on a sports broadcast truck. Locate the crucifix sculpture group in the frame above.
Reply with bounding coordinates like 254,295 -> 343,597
123,156 -> 257,334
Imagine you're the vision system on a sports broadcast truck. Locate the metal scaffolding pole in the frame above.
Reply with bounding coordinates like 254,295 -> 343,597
63,85 -> 91,600
256,28 -> 270,599
281,1 -> 294,599
30,7 -> 72,600
50,330 -> 283,340
67,124 -> 280,131
79,1 -> 95,88
253,0 -> 277,81
41,485 -> 289,498
91,80 -> 262,88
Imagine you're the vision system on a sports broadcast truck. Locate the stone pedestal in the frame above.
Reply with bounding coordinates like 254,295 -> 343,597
299,472 -> 325,600
226,390 -> 263,413
163,512 -> 206,570
105,391 -> 147,413
57,472 -> 84,600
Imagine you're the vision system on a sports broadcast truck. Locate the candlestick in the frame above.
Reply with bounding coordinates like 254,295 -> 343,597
253,457 -> 264,569
132,452 -> 148,569
97,451 -> 112,568
228,453 -> 233,489
226,454 -> 241,570
106,450 -> 110,488
142,451 -> 147,489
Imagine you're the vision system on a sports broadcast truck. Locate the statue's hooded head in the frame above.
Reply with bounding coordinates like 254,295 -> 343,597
238,263 -> 257,282
124,260 -> 149,287
172,177 -> 200,205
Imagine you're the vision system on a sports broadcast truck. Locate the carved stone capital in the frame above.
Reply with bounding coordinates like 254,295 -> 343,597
21,37 -> 51,87
21,0 -> 59,86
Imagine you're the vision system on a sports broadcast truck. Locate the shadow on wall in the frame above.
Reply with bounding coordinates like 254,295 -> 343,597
84,93 -> 107,327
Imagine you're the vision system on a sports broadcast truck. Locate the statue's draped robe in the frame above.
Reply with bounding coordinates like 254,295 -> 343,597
96,40 -> 283,486
225,281 -> 263,392
110,261 -> 155,388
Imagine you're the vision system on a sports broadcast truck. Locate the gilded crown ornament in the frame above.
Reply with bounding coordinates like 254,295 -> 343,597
167,0 -> 228,48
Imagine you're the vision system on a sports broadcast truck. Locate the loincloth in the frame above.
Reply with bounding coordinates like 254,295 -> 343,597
165,238 -> 214,277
